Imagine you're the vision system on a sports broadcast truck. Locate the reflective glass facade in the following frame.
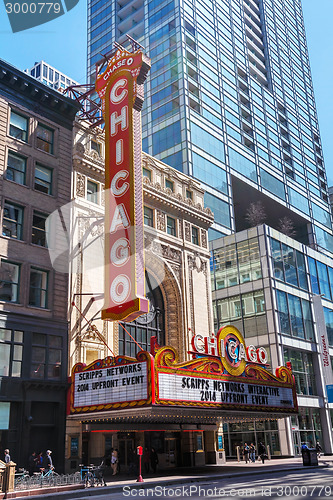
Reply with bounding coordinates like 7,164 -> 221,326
87,0 -> 332,252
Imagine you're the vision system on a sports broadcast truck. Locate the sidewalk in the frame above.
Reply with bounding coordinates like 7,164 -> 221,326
9,456 -> 332,500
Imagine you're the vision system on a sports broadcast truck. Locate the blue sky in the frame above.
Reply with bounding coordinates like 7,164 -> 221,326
0,0 -> 332,184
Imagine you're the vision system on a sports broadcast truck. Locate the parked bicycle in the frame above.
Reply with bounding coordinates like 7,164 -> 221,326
14,469 -> 30,489
79,464 -> 106,487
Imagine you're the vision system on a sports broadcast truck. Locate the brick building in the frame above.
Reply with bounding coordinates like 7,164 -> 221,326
0,58 -> 79,470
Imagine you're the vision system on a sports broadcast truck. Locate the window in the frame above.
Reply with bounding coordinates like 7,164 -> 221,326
29,268 -> 48,308
143,167 -> 152,181
167,216 -> 176,236
186,189 -> 193,200
0,329 -> 23,377
91,140 -> 101,154
6,152 -> 26,185
144,206 -> 154,227
36,123 -> 54,154
0,261 -> 20,302
192,226 -> 199,245
271,239 -> 308,290
87,180 -> 99,204
31,333 -> 62,380
32,212 -> 47,247
276,290 -> 314,341
9,111 -> 28,142
165,179 -> 174,191
283,348 -> 316,395
3,202 -> 23,240
34,164 -> 52,195
119,273 -> 165,357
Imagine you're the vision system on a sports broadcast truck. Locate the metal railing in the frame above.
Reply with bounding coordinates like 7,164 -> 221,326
14,470 -> 82,491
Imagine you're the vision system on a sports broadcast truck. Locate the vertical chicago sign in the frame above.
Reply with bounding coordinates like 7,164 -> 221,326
96,48 -> 151,321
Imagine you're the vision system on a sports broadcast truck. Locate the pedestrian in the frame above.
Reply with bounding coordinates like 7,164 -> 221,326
150,447 -> 158,473
250,443 -> 256,463
243,443 -> 250,464
315,441 -> 322,458
28,451 -> 38,475
4,449 -> 10,464
258,442 -> 266,464
111,448 -> 118,476
143,447 -> 150,474
45,450 -> 54,470
36,452 -> 43,470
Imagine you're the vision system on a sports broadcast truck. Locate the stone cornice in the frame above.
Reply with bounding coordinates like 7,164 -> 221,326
0,58 -> 80,129
143,176 -> 214,226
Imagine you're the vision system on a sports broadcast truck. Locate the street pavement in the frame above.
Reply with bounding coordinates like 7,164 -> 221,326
14,456 -> 333,500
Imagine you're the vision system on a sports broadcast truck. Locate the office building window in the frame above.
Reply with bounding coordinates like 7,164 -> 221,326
324,308 -> 333,346
3,202 -> 23,240
9,111 -> 28,142
34,164 -> 52,195
186,189 -> 192,200
144,206 -> 154,227
213,290 -> 266,338
308,256 -> 333,300
192,226 -> 199,245
167,216 -> 176,236
0,329 -> 23,377
36,123 -> 54,154
87,180 -> 99,204
29,268 -> 48,308
283,348 -> 316,396
32,212 -> 47,247
211,238 -> 262,291
270,239 -> 308,290
276,290 -> 314,341
31,333 -> 62,380
6,152 -> 26,185
0,261 -> 20,302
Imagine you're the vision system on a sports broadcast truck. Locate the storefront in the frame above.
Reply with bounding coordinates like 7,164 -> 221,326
66,326 -> 298,471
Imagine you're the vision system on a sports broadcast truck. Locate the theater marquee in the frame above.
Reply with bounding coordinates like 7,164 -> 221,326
69,326 -> 297,416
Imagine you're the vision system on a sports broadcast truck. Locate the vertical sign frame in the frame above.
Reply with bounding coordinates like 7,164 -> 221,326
96,49 -> 151,322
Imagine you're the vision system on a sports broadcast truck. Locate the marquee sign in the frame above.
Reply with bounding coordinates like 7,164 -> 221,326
70,351 -> 154,414
69,326 -> 297,416
191,325 -> 268,376
96,48 -> 151,322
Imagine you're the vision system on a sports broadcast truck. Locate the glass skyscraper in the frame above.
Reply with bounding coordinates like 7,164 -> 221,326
87,0 -> 332,255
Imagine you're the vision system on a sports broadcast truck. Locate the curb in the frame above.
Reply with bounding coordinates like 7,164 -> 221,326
14,463 -> 330,500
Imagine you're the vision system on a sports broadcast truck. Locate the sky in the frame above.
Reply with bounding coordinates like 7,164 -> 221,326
0,0 -> 331,184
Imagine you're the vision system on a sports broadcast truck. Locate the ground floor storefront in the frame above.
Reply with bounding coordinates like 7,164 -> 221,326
64,405 -> 299,473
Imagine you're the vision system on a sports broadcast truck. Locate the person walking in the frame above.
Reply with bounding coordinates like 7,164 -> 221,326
143,447 -> 150,474
316,441 -> 322,458
4,449 -> 10,463
45,450 -> 53,470
28,451 -> 38,475
243,443 -> 250,464
250,443 -> 256,463
150,447 -> 158,473
258,442 -> 266,464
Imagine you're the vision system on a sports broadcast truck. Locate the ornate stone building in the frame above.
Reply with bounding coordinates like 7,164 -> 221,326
65,120 -> 214,471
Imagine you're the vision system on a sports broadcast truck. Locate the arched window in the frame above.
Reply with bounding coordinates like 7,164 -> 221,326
118,272 -> 165,357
